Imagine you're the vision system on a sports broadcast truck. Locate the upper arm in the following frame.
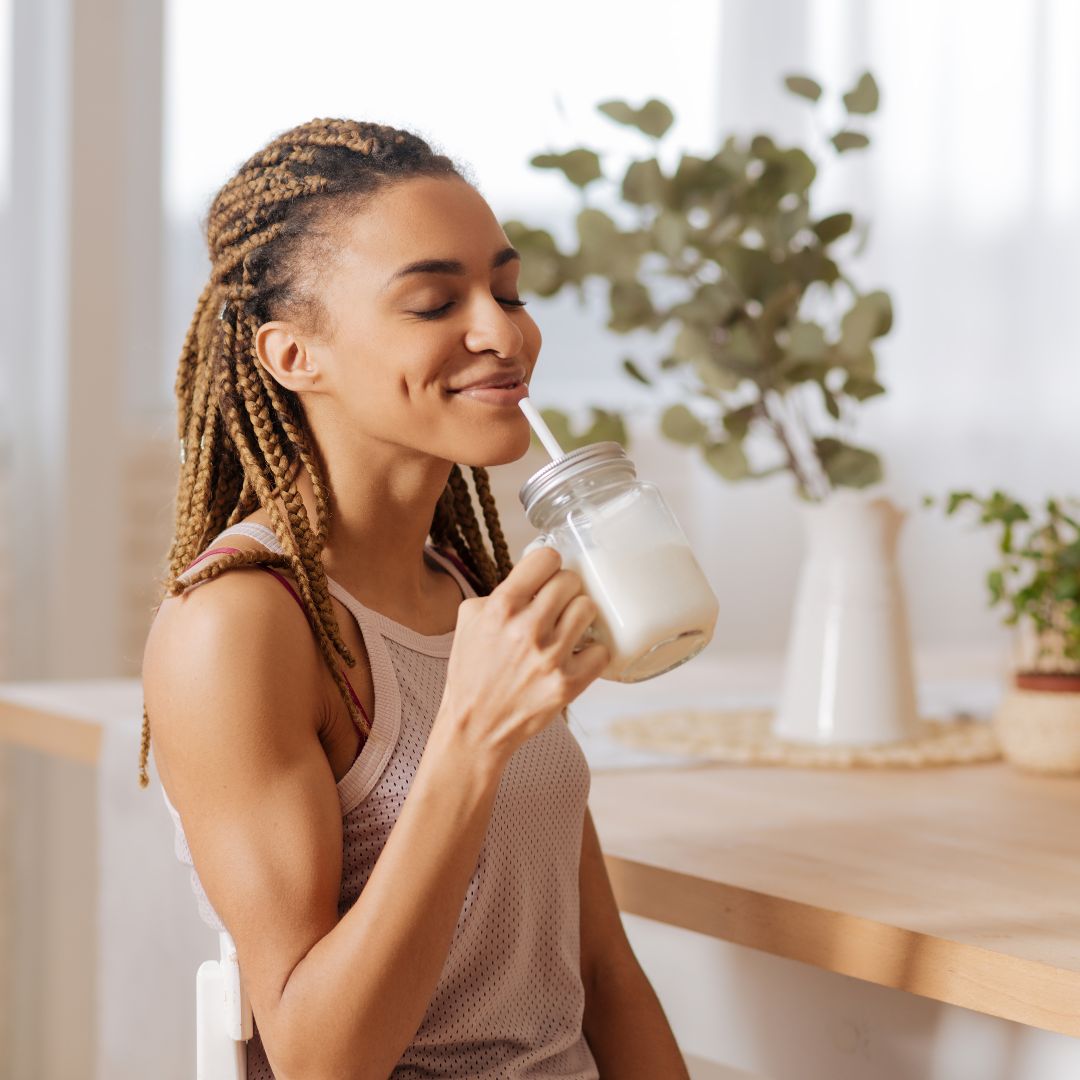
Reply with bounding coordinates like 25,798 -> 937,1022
579,806 -> 637,992
143,570 -> 348,1045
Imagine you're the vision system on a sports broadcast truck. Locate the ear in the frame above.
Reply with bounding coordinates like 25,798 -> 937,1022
255,321 -> 319,392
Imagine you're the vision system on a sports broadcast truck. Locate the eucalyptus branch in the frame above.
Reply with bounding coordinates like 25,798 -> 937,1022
509,73 -> 889,499
761,389 -> 816,501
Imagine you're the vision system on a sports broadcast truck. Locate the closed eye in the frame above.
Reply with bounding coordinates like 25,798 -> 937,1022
411,297 -> 529,321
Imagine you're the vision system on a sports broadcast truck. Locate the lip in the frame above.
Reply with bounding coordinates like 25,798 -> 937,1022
444,369 -> 529,406
450,381 -> 529,406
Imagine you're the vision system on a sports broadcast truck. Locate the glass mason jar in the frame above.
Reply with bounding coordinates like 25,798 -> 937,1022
518,442 -> 719,682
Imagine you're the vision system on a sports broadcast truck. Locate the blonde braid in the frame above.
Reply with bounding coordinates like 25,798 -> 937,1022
446,466 -> 499,593
471,466 -> 514,583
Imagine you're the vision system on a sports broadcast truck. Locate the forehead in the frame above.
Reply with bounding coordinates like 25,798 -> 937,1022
335,176 -> 508,283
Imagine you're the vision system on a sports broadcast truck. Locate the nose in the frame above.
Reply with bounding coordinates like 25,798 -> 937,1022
462,294 -> 526,359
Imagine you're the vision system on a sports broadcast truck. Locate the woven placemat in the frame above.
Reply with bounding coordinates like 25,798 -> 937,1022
608,709 -> 1001,768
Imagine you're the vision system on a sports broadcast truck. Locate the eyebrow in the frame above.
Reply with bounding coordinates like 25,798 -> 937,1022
384,246 -> 521,290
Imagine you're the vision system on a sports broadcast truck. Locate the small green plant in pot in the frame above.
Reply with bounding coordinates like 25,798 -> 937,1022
503,71 -> 892,501
929,490 -> 1080,773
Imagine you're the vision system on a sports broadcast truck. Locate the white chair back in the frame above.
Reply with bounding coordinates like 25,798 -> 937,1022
196,930 -> 252,1079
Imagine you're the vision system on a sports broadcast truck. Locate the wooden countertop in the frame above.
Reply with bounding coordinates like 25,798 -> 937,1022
4,677 -> 1079,1037
588,762 -> 1080,1037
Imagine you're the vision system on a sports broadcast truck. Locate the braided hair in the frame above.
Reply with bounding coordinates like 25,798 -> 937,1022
139,118 -> 516,788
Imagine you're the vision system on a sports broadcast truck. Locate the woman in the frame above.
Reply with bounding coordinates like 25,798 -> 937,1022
142,118 -> 689,1079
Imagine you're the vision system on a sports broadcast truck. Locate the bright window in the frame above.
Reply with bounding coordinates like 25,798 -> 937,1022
160,0 -> 724,411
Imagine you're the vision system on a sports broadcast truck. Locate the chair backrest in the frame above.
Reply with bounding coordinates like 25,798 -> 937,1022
196,930 -> 252,1080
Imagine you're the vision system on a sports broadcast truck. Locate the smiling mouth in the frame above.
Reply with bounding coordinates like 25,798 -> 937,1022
448,379 -> 524,393
446,380 -> 530,406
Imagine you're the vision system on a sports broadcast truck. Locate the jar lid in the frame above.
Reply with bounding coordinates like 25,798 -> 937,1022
518,441 -> 634,514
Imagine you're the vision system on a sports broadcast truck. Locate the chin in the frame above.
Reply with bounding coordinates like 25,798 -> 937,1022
459,423 -> 534,469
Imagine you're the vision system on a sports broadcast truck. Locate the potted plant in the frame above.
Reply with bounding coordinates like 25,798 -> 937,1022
507,73 -> 920,746
929,491 -> 1080,773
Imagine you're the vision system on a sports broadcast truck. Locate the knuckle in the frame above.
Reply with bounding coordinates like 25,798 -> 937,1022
561,569 -> 585,593
486,592 -> 515,621
578,595 -> 599,619
507,622 -> 532,648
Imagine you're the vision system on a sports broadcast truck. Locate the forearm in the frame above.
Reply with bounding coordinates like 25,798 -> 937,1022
271,723 -> 504,1080
582,956 -> 690,1080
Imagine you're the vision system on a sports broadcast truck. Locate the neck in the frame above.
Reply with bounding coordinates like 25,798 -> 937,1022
263,437 -> 459,610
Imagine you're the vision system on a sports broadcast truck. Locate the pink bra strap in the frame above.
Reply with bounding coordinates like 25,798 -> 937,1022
256,567 -> 370,726
430,545 -> 484,595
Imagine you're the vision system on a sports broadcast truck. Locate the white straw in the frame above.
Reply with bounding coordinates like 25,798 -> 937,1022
518,397 -> 566,461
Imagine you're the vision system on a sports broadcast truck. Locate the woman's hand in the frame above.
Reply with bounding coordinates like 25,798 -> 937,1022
433,546 -> 609,768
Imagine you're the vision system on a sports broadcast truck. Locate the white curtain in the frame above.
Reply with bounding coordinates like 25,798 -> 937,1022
668,0 -> 1079,661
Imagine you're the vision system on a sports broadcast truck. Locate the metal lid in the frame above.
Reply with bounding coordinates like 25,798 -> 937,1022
518,441 -> 634,515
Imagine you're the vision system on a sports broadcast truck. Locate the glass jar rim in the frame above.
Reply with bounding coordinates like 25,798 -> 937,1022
518,441 -> 634,516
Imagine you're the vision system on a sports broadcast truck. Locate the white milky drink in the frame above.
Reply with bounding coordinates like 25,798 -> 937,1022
519,442 -> 719,683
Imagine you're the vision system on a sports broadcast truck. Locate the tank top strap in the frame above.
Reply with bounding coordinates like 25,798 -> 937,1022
215,520 -> 283,553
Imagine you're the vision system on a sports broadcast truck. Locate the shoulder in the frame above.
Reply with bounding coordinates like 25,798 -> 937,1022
143,548 -> 326,791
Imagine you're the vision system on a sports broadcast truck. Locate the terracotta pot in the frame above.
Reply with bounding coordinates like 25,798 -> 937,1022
995,672 -> 1080,774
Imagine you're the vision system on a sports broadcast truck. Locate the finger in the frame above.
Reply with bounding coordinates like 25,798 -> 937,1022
549,593 -> 599,653
492,545 -> 562,609
561,641 -> 610,684
529,569 -> 588,629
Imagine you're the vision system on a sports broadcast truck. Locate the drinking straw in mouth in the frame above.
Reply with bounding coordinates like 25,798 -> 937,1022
518,397 -> 566,461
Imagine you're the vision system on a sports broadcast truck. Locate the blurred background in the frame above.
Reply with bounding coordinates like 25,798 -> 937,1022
0,0 -> 1076,1075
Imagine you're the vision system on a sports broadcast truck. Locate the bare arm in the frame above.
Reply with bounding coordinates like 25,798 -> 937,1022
145,547 -> 607,1080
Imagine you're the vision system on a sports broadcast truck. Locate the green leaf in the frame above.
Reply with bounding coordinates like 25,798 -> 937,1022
866,289 -> 894,336
537,407 -> 628,452
784,75 -> 823,102
670,152 -> 737,208
722,404 -> 758,439
843,376 -> 887,401
500,220 -> 565,296
598,98 -> 675,139
576,207 -> 619,248
821,386 -> 842,420
718,244 -> 787,302
750,134 -> 778,157
839,292 -> 892,358
660,403 -> 707,445
945,491 -> 975,516
785,248 -> 840,287
651,210 -> 688,257
608,280 -> 655,333
812,212 -> 854,244
787,322 -> 827,361
666,281 -> 740,327
530,148 -> 603,188
717,322 -> 762,369
1053,573 -> 1080,601
987,569 -> 1005,605
621,158 -> 667,205
831,131 -> 871,153
622,358 -> 652,385
582,408 -> 629,448
703,440 -> 751,481
843,72 -> 880,115
672,325 -> 713,362
815,437 -> 883,489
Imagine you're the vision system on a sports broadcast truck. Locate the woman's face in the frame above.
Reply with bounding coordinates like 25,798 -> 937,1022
292,175 -> 542,468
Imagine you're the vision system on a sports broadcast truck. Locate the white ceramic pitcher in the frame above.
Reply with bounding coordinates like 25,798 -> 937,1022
772,489 -> 919,745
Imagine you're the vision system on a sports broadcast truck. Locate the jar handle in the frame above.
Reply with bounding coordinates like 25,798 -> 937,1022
520,536 -> 598,650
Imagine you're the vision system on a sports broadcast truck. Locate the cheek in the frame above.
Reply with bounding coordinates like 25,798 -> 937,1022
521,312 -> 543,359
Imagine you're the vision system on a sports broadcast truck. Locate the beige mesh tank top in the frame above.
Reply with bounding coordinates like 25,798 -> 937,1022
162,522 -> 600,1079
